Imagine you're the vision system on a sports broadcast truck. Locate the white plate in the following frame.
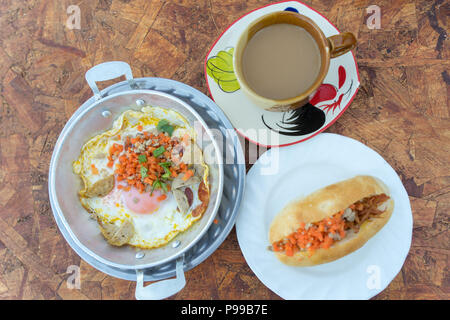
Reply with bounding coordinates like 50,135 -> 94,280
235,133 -> 412,299
205,1 -> 360,147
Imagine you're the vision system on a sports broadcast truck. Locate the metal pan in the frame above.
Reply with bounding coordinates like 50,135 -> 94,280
49,62 -> 241,299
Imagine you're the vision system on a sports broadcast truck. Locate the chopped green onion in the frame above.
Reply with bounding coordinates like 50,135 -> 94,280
150,179 -> 160,195
150,178 -> 167,194
162,171 -> 171,179
159,161 -> 172,168
138,154 -> 147,163
140,166 -> 148,178
160,181 -> 168,193
153,146 -> 165,157
159,161 -> 172,179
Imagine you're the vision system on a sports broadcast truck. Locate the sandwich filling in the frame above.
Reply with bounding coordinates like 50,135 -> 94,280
271,193 -> 390,257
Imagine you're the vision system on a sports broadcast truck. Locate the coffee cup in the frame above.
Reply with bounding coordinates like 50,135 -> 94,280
233,11 -> 356,112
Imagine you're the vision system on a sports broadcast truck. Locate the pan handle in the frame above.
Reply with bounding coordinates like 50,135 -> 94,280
85,61 -> 135,100
135,255 -> 186,300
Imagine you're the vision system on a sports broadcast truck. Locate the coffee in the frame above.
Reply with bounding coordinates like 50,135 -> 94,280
242,23 -> 321,100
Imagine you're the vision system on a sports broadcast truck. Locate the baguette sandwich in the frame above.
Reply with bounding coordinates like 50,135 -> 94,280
269,175 -> 394,266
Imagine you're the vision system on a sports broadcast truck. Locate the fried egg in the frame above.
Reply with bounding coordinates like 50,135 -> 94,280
73,106 -> 209,249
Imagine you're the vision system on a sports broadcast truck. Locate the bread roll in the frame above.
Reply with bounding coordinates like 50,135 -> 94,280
269,176 -> 394,266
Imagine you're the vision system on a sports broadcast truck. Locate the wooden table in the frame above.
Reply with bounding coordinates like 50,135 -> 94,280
0,0 -> 448,300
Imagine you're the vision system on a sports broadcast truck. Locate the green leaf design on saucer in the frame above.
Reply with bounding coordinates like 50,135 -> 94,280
206,47 -> 240,93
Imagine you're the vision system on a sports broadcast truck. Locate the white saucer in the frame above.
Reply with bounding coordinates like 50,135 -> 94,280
205,1 -> 360,147
235,133 -> 412,299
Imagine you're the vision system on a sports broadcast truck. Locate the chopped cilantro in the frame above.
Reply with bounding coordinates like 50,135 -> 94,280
157,119 -> 169,130
156,119 -> 174,136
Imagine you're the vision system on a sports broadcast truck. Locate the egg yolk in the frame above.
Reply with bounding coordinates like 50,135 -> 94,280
122,187 -> 165,214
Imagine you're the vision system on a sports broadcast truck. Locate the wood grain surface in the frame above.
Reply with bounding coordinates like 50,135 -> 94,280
0,0 -> 448,300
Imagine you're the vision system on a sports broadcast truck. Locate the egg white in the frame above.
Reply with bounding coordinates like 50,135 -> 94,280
73,106 -> 209,249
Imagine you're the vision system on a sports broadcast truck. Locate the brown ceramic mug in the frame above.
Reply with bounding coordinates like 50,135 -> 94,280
233,11 -> 357,112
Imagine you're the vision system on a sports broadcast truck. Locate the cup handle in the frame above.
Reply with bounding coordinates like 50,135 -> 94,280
327,32 -> 357,58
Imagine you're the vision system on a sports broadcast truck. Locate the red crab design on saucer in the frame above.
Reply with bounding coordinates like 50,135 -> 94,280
311,66 -> 353,114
